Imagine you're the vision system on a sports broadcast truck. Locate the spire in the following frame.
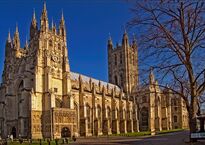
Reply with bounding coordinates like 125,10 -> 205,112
7,30 -> 11,43
15,24 -> 19,35
14,24 -> 20,40
108,33 -> 113,46
122,28 -> 129,46
5,30 -> 13,57
60,10 -> 65,27
41,1 -> 48,20
30,9 -> 38,39
61,10 -> 65,22
13,24 -> 20,49
25,37 -> 29,48
32,9 -> 37,24
149,67 -> 155,84
51,18 -> 54,28
33,9 -> 36,20
123,29 -> 128,40
132,33 -> 137,49
59,10 -> 66,38
31,9 -> 37,29
43,1 -> 47,15
40,1 -> 49,32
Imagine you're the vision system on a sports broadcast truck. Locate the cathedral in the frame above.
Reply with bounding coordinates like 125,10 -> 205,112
0,3 -> 188,139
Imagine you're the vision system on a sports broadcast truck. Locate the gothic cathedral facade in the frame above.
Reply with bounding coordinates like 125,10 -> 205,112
0,3 -> 188,139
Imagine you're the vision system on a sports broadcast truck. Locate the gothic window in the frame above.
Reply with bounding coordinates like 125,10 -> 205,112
54,88 -> 58,93
107,106 -> 111,118
141,107 -> 148,127
120,52 -> 122,64
120,74 -> 123,88
97,105 -> 102,128
86,104 -> 91,129
74,103 -> 78,128
23,119 -> 28,136
132,54 -> 135,65
142,96 -> 147,103
174,115 -> 178,122
107,106 -> 112,128
58,43 -> 61,50
115,75 -> 118,86
112,109 -> 115,119
114,54 -> 117,65
55,98 -> 63,108
173,99 -> 177,106
49,40 -> 53,47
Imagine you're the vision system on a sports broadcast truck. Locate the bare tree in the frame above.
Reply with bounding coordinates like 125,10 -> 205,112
128,0 -> 205,141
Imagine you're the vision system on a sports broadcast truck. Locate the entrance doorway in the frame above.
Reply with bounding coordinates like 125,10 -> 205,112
11,127 -> 17,138
61,127 -> 71,138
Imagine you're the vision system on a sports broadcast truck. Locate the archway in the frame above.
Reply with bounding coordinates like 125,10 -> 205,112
11,127 -> 17,138
61,127 -> 71,138
140,107 -> 149,131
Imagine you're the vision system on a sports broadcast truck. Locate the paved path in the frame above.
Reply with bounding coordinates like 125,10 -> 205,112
70,131 -> 205,145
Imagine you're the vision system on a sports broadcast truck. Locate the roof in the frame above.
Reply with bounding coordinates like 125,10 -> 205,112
70,72 -> 121,91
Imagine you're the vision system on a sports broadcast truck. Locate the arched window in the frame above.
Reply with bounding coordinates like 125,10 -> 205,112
74,103 -> 78,129
114,54 -> 117,65
174,115 -> 178,122
58,43 -> 61,50
49,40 -> 53,47
55,98 -> 63,108
107,106 -> 112,128
112,108 -> 115,119
86,104 -> 91,129
97,105 -> 102,128
120,74 -> 123,88
132,54 -> 135,65
115,76 -> 118,86
173,99 -> 177,106
107,106 -> 111,118
141,107 -> 148,127
120,52 -> 122,64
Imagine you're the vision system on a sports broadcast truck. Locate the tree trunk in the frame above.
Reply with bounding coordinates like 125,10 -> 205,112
189,98 -> 198,142
189,115 -> 197,142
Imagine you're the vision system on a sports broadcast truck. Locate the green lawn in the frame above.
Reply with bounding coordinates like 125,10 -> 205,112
109,131 -> 151,137
109,128 -> 185,137
157,128 -> 185,134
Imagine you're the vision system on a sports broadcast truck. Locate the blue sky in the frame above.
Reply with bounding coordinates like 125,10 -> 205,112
0,0 -> 133,82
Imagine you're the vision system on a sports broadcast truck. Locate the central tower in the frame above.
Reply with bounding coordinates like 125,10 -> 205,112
28,3 -> 75,138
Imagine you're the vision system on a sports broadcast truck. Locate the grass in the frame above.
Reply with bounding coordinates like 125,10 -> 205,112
110,131 -> 151,137
109,128 -> 185,137
157,128 -> 185,134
